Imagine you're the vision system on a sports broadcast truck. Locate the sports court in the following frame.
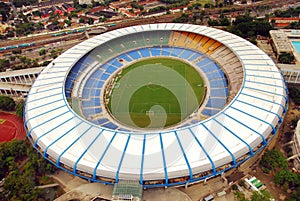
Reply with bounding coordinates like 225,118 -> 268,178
0,112 -> 26,142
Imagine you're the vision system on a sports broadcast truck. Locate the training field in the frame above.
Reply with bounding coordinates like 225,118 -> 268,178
107,58 -> 205,129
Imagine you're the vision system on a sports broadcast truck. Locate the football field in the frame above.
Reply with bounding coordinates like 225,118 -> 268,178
107,58 -> 205,129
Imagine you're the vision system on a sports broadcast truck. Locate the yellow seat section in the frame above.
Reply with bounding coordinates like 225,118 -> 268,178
201,39 -> 216,53
206,42 -> 223,55
175,31 -> 188,47
187,34 -> 203,49
197,36 -> 209,52
168,31 -> 182,46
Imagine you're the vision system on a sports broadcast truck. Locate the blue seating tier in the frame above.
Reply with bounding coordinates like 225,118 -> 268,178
65,45 -> 229,128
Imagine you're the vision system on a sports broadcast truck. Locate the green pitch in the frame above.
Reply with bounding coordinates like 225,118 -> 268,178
107,58 -> 205,129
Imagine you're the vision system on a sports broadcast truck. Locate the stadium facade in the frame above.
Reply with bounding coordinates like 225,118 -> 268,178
24,23 -> 288,188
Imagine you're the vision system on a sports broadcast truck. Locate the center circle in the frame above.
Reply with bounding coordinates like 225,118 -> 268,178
104,57 -> 205,129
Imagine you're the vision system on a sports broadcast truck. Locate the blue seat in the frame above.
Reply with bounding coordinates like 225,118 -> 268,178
205,97 -> 226,109
92,69 -> 104,79
139,48 -> 151,57
82,100 -> 90,107
170,47 -> 184,57
202,108 -> 219,116
196,58 -> 212,67
82,88 -> 90,99
106,66 -> 117,74
119,54 -> 132,62
97,118 -> 109,125
85,78 -> 95,88
90,89 -> 101,97
204,63 -> 219,72
97,81 -> 104,88
101,73 -> 110,80
161,47 -> 172,56
65,91 -> 71,98
206,72 -> 222,80
110,59 -> 122,68
101,63 -> 111,70
65,79 -> 72,90
210,88 -> 227,97
128,50 -> 141,60
150,48 -> 160,56
179,49 -> 195,59
83,108 -> 95,117
90,98 -> 100,105
188,52 -> 202,61
103,122 -> 118,130
210,79 -> 226,88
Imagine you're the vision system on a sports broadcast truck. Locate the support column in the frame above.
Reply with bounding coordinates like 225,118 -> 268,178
28,74 -> 33,82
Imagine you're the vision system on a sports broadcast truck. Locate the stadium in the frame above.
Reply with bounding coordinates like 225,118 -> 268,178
24,23 -> 288,188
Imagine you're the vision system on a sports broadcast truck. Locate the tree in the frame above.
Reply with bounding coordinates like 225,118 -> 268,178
50,50 -> 58,59
0,2 -> 11,21
274,170 -> 300,189
79,17 -> 85,23
39,48 -> 47,56
289,87 -> 300,104
251,190 -> 273,201
278,52 -> 295,64
6,31 -> 14,38
88,17 -> 94,25
9,56 -> 16,62
259,149 -> 288,172
34,22 -> 44,31
0,59 -> 10,71
234,191 -> 250,201
64,19 -> 71,27
15,101 -> 24,118
12,49 -> 21,54
0,140 -> 55,200
0,95 -> 16,111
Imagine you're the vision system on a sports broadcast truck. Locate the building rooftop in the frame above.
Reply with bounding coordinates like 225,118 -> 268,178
270,30 -> 293,54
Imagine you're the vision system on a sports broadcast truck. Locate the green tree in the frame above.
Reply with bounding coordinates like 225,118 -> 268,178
50,49 -> 58,59
79,17 -> 85,23
0,2 -> 11,21
0,59 -> 10,71
64,19 -> 71,27
12,49 -> 21,54
9,56 -> 16,62
259,149 -> 288,172
278,52 -> 295,64
88,17 -> 94,25
274,170 -> 300,188
251,190 -> 272,201
7,31 -> 14,37
34,22 -> 44,30
39,48 -> 47,56
0,95 -> 16,111
15,101 -> 24,118
234,191 -> 250,201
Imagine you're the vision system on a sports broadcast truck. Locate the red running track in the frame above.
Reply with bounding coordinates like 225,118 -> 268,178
0,112 -> 26,142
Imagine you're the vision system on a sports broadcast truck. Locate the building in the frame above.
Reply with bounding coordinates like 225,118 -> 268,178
244,176 -> 266,191
24,23 -> 287,188
269,17 -> 300,28
270,29 -> 294,55
0,67 -> 43,97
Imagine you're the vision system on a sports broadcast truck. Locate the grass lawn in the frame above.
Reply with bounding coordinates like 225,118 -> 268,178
107,58 -> 205,128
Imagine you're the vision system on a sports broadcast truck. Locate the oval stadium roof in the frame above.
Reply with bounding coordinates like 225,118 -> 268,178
24,23 -> 288,188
